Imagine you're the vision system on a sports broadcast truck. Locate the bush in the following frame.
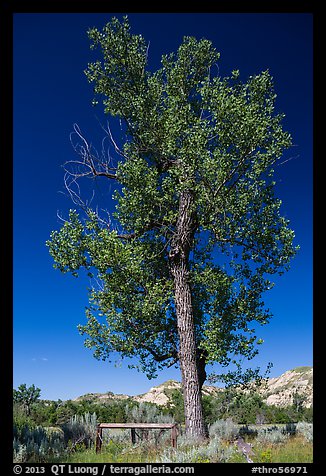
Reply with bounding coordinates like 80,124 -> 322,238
256,427 -> 289,445
13,406 -> 37,433
208,418 -> 239,441
124,402 -> 175,445
296,422 -> 313,443
13,423 -> 65,463
158,435 -> 235,463
283,422 -> 296,436
239,424 -> 258,438
62,412 -> 97,450
125,402 -> 174,424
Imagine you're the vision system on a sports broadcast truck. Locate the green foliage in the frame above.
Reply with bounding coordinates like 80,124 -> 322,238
29,401 -> 59,426
165,389 -> 185,424
14,384 -> 41,416
47,16 -> 298,385
13,403 -> 38,429
292,391 -> 307,414
292,366 -> 311,374
95,400 -> 130,423
13,383 -> 312,432
260,448 -> 273,463
13,422 -> 65,463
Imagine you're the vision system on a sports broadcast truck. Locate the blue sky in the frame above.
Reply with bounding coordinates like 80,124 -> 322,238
13,13 -> 313,401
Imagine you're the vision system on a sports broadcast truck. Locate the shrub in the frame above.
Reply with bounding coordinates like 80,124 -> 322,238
13,442 -> 27,463
239,424 -> 258,438
256,427 -> 289,445
208,418 -> 239,441
158,436 -> 235,463
124,402 -> 175,444
13,423 -> 65,463
62,412 -> 97,450
296,422 -> 313,443
283,422 -> 296,436
125,402 -> 174,424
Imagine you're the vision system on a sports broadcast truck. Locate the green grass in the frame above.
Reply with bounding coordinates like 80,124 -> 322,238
226,436 -> 312,463
62,440 -> 163,463
292,366 -> 312,374
260,435 -> 313,463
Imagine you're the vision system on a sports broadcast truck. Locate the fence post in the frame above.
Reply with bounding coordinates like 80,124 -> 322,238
171,425 -> 177,448
95,425 -> 103,453
131,428 -> 136,444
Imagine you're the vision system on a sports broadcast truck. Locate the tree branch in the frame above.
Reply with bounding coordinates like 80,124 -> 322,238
213,231 -> 276,265
66,123 -> 119,182
214,146 -> 255,198
126,317 -> 178,364
143,344 -> 178,364
96,118 -> 131,162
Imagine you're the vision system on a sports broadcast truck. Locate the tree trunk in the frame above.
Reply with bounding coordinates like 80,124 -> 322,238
197,348 -> 208,392
169,190 -> 206,439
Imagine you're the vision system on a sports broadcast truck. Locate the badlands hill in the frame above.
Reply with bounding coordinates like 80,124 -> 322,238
260,366 -> 313,408
74,366 -> 312,408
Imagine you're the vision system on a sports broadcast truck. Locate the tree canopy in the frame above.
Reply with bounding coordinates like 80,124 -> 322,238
14,383 -> 41,415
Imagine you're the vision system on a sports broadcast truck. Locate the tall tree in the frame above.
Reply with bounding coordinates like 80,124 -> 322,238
47,17 -> 297,438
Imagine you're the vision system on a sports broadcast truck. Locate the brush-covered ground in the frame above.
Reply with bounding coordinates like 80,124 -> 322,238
55,423 -> 313,464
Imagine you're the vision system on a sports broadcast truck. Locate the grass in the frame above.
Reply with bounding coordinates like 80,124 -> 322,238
258,435 -> 313,463
227,436 -> 312,463
62,441 -> 162,463
292,366 -> 312,374
58,434 -> 312,464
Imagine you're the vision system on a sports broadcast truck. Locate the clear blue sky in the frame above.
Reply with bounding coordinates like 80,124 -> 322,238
13,13 -> 313,401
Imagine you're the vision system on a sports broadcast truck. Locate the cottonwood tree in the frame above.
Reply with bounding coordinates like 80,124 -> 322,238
47,17 -> 298,438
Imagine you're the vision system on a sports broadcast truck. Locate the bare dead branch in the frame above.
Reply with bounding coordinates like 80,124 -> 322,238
60,123 -> 122,222
276,154 -> 299,167
95,117 -> 131,162
67,123 -> 118,181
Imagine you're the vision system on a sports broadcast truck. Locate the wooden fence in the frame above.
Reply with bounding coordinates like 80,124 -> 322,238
95,422 -> 179,453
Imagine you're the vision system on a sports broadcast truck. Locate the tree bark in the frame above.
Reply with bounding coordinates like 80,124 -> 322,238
169,190 -> 206,439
